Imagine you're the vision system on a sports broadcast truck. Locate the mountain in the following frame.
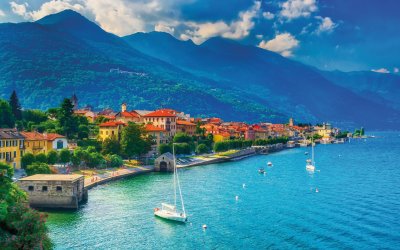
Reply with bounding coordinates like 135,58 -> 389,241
124,32 -> 400,128
320,70 -> 400,111
0,10 -> 286,122
0,10 -> 399,128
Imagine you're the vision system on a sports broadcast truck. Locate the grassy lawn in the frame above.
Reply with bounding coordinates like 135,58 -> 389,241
217,150 -> 239,157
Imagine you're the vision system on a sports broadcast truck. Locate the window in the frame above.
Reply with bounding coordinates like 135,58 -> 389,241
42,186 -> 48,192
28,186 -> 34,191
56,186 -> 62,192
14,151 -> 16,158
56,140 -> 64,149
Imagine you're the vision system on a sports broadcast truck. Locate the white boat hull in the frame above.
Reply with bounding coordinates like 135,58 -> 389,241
154,209 -> 187,222
306,165 -> 315,172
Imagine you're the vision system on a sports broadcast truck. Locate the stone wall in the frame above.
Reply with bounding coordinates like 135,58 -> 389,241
18,177 -> 85,209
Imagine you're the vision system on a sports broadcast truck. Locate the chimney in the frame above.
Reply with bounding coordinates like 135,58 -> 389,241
121,103 -> 127,112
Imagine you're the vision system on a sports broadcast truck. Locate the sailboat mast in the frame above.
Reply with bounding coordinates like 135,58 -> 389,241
312,138 -> 315,165
173,143 -> 177,207
175,161 -> 186,215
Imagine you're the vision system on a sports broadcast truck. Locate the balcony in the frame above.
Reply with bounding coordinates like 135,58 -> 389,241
6,157 -> 14,162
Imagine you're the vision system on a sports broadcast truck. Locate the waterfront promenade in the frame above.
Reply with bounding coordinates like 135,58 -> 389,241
83,165 -> 154,190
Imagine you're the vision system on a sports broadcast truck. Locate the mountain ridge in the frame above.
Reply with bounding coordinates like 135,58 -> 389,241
0,10 -> 399,128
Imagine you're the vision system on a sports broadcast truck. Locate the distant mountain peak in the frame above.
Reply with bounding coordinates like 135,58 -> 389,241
36,9 -> 87,25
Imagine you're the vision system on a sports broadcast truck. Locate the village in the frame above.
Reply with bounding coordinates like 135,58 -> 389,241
1,93 -> 349,209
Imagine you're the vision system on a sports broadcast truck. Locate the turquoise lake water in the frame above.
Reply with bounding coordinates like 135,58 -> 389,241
47,132 -> 400,249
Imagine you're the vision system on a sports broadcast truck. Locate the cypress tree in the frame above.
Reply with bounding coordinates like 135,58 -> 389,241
9,90 -> 22,120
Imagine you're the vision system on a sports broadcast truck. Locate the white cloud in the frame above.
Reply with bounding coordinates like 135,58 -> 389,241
10,2 -> 29,18
181,1 -> 261,44
280,0 -> 317,20
394,67 -> 399,73
315,16 -> 336,34
155,23 -> 175,34
258,32 -> 299,57
371,68 -> 390,74
10,0 -> 84,21
262,11 -> 274,20
7,0 -> 261,39
0,9 -> 5,17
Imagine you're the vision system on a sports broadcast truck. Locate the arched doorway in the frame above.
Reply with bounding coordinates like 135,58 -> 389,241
159,161 -> 168,172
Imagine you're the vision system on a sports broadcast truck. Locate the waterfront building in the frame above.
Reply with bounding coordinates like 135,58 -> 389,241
115,103 -> 141,123
314,123 -> 333,139
145,124 -> 168,147
45,133 -> 68,152
21,131 -> 47,155
143,109 -> 177,137
176,120 -> 196,135
154,152 -> 174,172
245,126 -> 256,140
0,129 -> 24,169
17,174 -> 86,209
98,121 -> 126,141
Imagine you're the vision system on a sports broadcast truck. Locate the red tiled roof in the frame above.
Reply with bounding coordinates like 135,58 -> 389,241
145,124 -> 165,132
20,131 -> 46,141
120,111 -> 140,118
176,120 -> 195,126
144,109 -> 176,117
99,121 -> 126,127
74,110 -> 88,115
45,133 -> 66,141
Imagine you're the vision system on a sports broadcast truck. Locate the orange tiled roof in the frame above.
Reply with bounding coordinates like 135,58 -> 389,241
120,111 -> 140,118
177,120 -> 195,126
74,110 -> 88,115
144,109 -> 176,117
99,121 -> 126,127
44,133 -> 66,141
21,131 -> 46,141
145,124 -> 166,132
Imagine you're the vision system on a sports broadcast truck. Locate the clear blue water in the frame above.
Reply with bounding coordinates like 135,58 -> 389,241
47,132 -> 400,249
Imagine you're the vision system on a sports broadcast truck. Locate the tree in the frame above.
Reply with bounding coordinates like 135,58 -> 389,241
58,98 -> 78,138
158,143 -> 172,154
0,162 -> 14,178
35,153 -> 47,163
9,90 -> 22,121
78,124 -> 90,140
0,162 -> 52,249
47,150 -> 59,165
121,122 -> 151,158
101,136 -> 121,155
59,149 -> 71,165
0,99 -> 15,128
173,132 -> 192,143
26,162 -> 51,176
196,144 -> 209,154
107,154 -> 123,168
21,153 -> 35,169
86,152 -> 104,168
174,143 -> 191,155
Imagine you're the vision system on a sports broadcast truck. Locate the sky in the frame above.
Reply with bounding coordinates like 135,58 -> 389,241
0,0 -> 399,73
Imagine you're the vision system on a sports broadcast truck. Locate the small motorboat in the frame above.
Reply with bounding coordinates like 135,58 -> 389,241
304,152 -> 309,155
258,168 -> 265,174
267,161 -> 273,166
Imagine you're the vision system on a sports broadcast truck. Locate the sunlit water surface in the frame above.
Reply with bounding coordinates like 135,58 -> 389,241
47,132 -> 400,249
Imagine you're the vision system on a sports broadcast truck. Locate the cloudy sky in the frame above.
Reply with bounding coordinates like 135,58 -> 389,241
0,0 -> 398,73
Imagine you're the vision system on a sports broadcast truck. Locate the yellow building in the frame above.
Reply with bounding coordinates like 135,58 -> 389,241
21,132 -> 68,155
315,123 -> 333,138
98,121 -> 126,141
0,129 -> 25,169
21,131 -> 47,155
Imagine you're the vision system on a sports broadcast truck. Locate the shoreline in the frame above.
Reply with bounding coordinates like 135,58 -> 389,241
83,144 -> 288,191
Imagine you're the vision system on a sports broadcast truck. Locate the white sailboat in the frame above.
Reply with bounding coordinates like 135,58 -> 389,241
154,144 -> 187,222
306,138 -> 316,172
